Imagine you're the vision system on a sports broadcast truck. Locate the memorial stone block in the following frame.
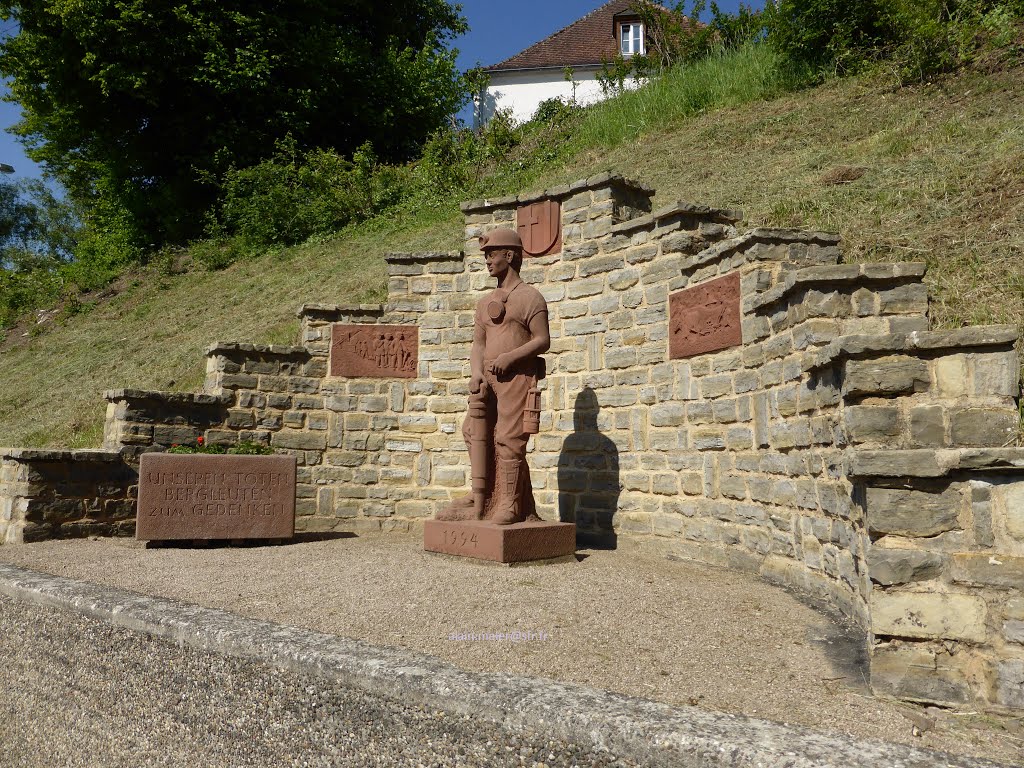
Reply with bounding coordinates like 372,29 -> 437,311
136,453 -> 296,540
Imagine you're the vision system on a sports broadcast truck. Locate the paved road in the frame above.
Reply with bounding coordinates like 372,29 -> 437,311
0,595 -> 636,768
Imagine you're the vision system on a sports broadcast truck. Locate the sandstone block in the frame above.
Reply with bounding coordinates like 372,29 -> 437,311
871,592 -> 987,642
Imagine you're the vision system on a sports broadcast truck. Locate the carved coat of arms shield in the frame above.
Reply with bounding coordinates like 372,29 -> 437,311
516,200 -> 562,257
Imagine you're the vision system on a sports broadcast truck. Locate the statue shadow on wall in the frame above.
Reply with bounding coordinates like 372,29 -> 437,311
557,387 -> 619,550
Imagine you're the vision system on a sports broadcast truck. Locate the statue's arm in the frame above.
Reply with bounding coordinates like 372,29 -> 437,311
470,318 -> 487,393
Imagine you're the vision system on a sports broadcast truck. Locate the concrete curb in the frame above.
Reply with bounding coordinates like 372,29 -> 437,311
0,563 -> 1007,768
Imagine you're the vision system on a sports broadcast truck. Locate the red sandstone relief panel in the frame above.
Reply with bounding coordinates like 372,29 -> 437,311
517,200 -> 562,257
136,454 -> 296,540
669,271 -> 742,359
330,325 -> 418,378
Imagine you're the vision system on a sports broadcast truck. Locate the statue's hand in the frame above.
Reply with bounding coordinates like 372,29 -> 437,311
489,353 -> 516,376
470,374 -> 485,393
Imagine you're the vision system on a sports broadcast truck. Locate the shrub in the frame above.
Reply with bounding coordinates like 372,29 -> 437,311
210,137 -> 406,260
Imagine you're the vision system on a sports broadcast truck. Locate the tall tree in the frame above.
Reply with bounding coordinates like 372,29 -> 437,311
0,1 -> 468,245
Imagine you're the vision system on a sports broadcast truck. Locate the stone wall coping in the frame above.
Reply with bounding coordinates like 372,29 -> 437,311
849,448 -> 1024,478
384,251 -> 464,264
0,447 -> 124,462
746,262 -> 928,312
806,326 -> 1019,370
206,342 -> 308,358
609,201 -> 743,236
297,303 -> 385,320
103,389 -> 233,406
679,229 -> 843,274
459,172 -> 655,214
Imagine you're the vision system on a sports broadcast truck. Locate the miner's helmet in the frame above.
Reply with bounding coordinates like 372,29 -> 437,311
479,228 -> 523,251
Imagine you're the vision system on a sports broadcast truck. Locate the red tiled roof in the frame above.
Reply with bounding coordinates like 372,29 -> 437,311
487,1 -> 652,71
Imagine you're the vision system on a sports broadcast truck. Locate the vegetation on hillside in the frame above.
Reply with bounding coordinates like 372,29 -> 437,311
0,0 -> 1021,446
0,0 -> 468,254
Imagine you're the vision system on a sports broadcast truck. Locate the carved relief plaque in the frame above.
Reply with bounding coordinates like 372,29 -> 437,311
330,324 -> 418,378
517,200 -> 561,257
136,454 -> 296,541
669,272 -> 742,359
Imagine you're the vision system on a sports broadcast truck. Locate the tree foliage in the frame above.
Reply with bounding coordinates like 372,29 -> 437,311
0,0 -> 469,246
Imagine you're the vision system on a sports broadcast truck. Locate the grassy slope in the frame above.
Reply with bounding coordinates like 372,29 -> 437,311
1,60 -> 1021,448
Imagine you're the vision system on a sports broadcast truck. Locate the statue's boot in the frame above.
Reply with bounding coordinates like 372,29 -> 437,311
436,493 -> 479,521
489,458 -> 523,526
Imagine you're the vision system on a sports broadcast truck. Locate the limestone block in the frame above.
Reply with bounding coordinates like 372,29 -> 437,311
877,283 -> 929,314
866,546 -> 944,585
871,592 -> 988,642
870,644 -> 972,705
1005,621 -> 1024,644
972,351 -> 1020,398
700,374 -> 733,400
844,405 -> 900,444
843,356 -> 929,398
605,347 -> 638,370
997,660 -> 1024,709
933,355 -> 969,398
1001,481 -> 1024,541
399,415 -> 438,434
950,553 -> 1024,589
949,408 -> 1019,447
578,254 -> 624,277
650,403 -> 685,428
909,406 -> 945,447
865,486 -> 961,537
271,430 -> 327,451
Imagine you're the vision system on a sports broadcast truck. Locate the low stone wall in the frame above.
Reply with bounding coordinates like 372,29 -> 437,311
851,449 -> 1024,711
0,449 -> 136,544
5,172 -> 1022,715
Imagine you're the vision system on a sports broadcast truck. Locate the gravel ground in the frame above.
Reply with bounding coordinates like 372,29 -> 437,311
0,534 -> 1021,765
0,594 -> 637,768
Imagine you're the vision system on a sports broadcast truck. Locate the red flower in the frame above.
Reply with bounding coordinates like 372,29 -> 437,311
197,436 -> 205,445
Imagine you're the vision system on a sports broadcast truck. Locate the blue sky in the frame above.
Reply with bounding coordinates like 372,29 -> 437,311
0,1 -> 762,183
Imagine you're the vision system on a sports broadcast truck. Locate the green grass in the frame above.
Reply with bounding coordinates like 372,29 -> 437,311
571,43 -> 809,150
1,51 -> 1022,448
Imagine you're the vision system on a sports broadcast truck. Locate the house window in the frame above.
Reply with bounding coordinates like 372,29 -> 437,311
620,22 -> 644,56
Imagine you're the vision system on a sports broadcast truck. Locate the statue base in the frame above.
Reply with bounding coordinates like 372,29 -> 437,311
423,519 -> 576,565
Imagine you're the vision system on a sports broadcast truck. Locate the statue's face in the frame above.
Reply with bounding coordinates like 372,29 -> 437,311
484,247 -> 514,277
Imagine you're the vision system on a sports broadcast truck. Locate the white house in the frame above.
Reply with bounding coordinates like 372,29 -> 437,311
477,0 -> 656,126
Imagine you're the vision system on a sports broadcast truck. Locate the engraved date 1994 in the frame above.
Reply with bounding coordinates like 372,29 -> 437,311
445,530 -> 479,548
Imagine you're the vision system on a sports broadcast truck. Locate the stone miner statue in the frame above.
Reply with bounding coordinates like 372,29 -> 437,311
438,228 -> 550,525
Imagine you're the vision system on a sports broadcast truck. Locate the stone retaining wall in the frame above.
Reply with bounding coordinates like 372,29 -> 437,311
0,449 -> 136,544
4,173 -> 1022,714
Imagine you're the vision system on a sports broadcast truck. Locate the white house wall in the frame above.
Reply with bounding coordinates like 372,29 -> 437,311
479,68 -> 642,126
